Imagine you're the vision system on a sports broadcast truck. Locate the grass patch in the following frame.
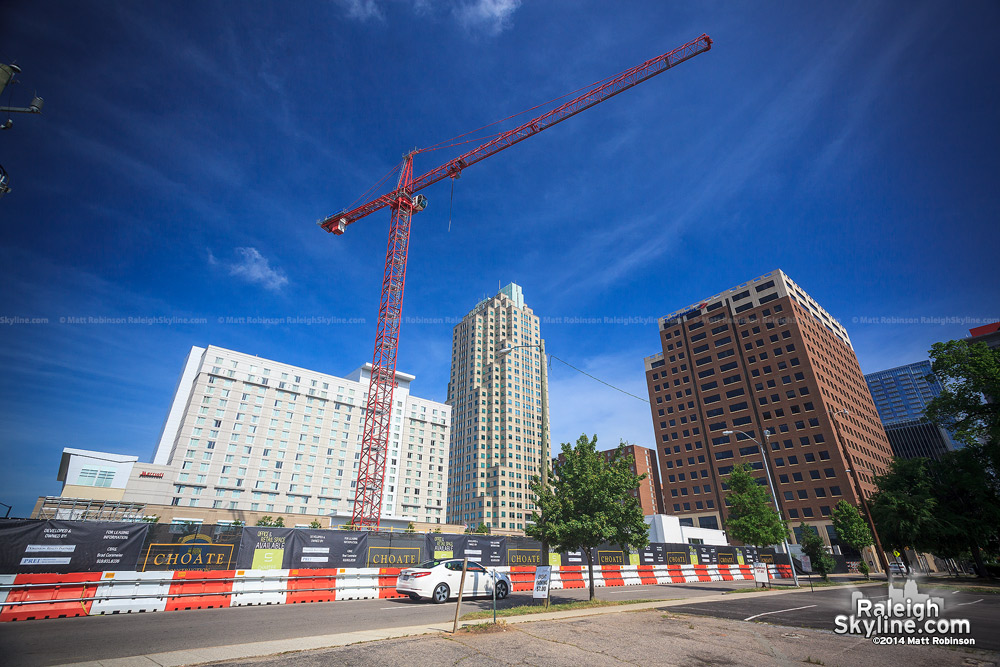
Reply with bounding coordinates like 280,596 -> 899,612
457,620 -> 511,634
724,586 -> 782,594
922,584 -> 1000,595
460,598 -> 660,620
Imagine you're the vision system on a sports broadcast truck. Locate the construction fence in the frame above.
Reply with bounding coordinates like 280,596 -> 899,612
0,519 -> 793,622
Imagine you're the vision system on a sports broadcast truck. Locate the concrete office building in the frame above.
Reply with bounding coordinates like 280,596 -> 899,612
40,345 -> 451,526
643,270 -> 893,548
446,283 -> 548,532
865,361 -> 958,460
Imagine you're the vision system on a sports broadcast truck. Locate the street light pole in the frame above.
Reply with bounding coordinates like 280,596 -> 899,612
828,409 -> 891,577
723,429 -> 800,587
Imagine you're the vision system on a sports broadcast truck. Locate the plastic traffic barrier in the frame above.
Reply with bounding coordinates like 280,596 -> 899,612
165,570 -> 234,611
90,571 -> 172,615
0,573 -> 102,621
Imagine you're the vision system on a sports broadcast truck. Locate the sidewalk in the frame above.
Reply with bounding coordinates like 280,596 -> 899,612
55,583 -> 887,667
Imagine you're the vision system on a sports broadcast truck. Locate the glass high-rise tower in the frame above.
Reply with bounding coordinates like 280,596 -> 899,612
864,361 -> 959,460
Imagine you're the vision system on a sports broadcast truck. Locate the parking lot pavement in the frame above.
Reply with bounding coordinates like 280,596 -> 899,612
205,607 -> 999,667
0,579 -> 765,667
668,583 -> 1000,652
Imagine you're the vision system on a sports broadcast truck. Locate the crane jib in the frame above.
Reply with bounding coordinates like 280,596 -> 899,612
319,33 -> 711,234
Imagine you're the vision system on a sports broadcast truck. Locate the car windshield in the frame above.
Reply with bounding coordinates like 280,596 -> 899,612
416,559 -> 442,569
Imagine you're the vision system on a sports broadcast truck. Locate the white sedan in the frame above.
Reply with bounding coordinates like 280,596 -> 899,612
396,559 -> 512,603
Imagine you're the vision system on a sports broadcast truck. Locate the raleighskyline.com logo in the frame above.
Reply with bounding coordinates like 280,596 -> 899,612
833,580 -> 974,645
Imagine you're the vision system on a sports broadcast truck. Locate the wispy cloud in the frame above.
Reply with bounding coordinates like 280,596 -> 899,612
454,0 -> 521,35
340,0 -> 385,22
337,0 -> 521,34
211,247 -> 289,291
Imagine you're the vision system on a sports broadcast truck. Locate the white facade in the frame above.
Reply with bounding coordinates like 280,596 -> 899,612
645,514 -> 729,546
72,345 -> 451,523
57,448 -> 138,494
446,283 -> 548,530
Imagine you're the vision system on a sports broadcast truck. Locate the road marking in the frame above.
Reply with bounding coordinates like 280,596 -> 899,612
744,604 -> 817,622
379,606 -> 414,610
954,599 -> 983,607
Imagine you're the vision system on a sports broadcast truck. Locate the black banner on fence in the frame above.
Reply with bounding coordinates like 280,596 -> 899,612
366,533 -> 427,567
637,543 -> 775,566
506,536 -> 543,567
459,536 -> 506,566
288,530 -> 367,568
425,533 -> 461,560
421,534 -> 506,565
235,527 -> 293,570
0,520 -> 148,573
639,543 -> 697,565
138,523 -> 242,571
593,544 -> 629,566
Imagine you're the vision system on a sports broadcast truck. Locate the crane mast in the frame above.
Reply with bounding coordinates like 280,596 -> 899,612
326,34 -> 712,529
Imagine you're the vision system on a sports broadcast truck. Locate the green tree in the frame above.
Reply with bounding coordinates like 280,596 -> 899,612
869,458 -> 941,572
925,340 -> 1000,447
474,522 -> 490,534
140,515 -> 159,523
831,500 -> 874,579
405,522 -> 416,533
798,523 -> 835,580
231,520 -> 244,527
256,515 -> 285,527
927,446 -> 1000,576
527,435 -> 648,600
724,463 -> 788,548
924,339 -> 1000,576
309,519 -> 323,529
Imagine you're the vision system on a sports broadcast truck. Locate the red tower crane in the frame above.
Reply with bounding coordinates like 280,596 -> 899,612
320,33 -> 712,529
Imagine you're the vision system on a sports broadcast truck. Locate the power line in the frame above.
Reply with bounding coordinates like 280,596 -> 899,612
548,354 -> 650,404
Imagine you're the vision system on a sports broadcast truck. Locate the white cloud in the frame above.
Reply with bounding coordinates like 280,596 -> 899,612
217,247 -> 289,291
455,0 -> 521,34
337,0 -> 521,34
341,0 -> 385,22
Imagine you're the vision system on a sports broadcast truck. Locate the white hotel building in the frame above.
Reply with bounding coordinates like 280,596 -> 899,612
43,345 -> 451,526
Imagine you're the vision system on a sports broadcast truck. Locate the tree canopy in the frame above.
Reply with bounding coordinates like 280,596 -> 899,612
798,523 -> 835,580
527,434 -> 649,600
925,340 -> 1000,447
830,500 -> 873,556
723,463 -> 788,548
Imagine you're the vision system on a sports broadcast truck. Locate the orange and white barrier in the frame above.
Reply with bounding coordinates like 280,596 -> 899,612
0,561 -> 791,622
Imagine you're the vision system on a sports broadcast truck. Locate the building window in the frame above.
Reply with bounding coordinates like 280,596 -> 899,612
76,467 -> 115,488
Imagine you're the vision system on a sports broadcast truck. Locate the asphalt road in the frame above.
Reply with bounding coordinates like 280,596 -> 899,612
670,582 -> 1000,652
0,580 -> 764,667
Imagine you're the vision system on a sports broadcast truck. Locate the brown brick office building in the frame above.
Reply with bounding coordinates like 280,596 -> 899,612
643,270 -> 893,548
603,444 -> 664,516
555,443 -> 664,516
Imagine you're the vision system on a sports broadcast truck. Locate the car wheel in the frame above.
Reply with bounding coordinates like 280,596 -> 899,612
407,593 -> 420,601
495,581 -> 509,600
432,583 -> 450,604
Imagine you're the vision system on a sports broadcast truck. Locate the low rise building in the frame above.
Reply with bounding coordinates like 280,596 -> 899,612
35,345 -> 451,527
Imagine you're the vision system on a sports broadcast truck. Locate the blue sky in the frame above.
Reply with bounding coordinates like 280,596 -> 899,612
1,0 -> 997,516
